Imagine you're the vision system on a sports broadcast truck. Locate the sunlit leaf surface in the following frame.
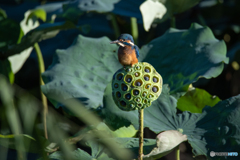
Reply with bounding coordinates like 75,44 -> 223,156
177,88 -> 221,113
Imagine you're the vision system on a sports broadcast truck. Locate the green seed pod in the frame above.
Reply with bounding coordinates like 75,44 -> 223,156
112,62 -> 163,111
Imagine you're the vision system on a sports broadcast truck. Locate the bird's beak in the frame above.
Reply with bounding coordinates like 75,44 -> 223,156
110,40 -> 120,44
110,40 -> 125,47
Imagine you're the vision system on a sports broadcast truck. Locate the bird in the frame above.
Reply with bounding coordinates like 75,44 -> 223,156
110,34 -> 139,68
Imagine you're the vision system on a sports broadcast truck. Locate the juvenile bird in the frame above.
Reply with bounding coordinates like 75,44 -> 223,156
110,34 -> 139,68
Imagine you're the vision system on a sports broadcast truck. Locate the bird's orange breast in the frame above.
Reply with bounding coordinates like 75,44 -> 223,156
118,46 -> 138,66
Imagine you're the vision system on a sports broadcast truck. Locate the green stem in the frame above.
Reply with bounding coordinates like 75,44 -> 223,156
170,16 -> 176,28
34,43 -> 48,140
110,14 -> 121,39
131,17 -> 138,45
176,145 -> 180,160
138,109 -> 144,160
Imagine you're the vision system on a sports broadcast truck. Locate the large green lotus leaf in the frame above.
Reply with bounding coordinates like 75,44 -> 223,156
142,23 -> 229,93
184,96 -> 240,158
37,0 -> 119,24
63,0 -> 120,13
102,83 -> 240,158
41,35 -> 122,109
177,88 -> 221,113
39,0 -> 119,16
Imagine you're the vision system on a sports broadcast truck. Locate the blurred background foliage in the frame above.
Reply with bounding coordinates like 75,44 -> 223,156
0,0 -> 240,160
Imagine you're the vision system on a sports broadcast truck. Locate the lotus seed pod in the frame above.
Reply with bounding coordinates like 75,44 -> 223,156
112,62 -> 163,111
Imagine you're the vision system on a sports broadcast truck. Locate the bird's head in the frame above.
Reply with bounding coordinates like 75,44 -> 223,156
110,34 -> 134,47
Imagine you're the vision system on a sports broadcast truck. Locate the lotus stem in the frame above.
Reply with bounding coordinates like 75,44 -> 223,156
131,17 -> 138,45
34,42 -> 48,140
176,145 -> 180,160
138,109 -> 144,160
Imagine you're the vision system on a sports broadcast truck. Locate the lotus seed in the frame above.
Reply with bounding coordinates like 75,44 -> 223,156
123,85 -> 128,91
134,90 -> 139,95
137,98 -> 140,101
136,66 -> 140,70
143,92 -> 147,97
127,78 -> 132,82
145,68 -> 150,73
117,92 -> 121,97
153,77 -> 158,82
135,73 -> 139,76
127,68 -> 131,72
144,76 -> 149,81
152,87 -> 158,92
118,75 -> 123,80
125,94 -> 131,100
121,101 -> 126,106
114,84 -> 118,88
136,82 -> 141,86
130,104 -> 134,108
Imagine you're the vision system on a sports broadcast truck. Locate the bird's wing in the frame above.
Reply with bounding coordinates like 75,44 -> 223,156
122,42 -> 140,58
134,45 -> 140,58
